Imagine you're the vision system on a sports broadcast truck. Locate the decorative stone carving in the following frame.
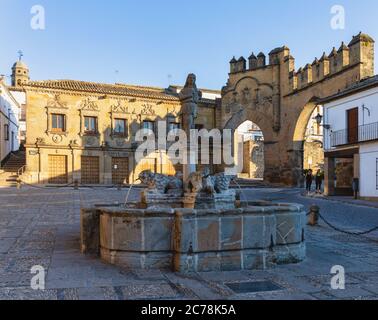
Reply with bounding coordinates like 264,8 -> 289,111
232,91 -> 238,104
35,137 -> 45,145
138,170 -> 183,194
204,172 -> 236,194
46,94 -> 67,109
141,103 -> 156,116
111,100 -> 129,114
254,89 -> 273,109
185,171 -> 203,194
115,139 -> 125,147
80,97 -> 99,111
242,87 -> 251,103
85,136 -> 96,146
52,134 -> 63,144
69,140 -> 79,147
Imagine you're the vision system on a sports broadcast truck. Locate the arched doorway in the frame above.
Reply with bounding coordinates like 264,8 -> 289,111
303,105 -> 324,173
292,99 -> 325,187
235,120 -> 265,180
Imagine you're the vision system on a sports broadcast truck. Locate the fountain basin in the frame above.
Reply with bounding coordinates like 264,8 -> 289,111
81,203 -> 306,272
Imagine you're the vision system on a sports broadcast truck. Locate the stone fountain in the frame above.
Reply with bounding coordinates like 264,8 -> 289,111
80,74 -> 306,272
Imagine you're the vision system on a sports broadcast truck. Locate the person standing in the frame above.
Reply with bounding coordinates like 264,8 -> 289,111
305,169 -> 313,193
315,169 -> 324,194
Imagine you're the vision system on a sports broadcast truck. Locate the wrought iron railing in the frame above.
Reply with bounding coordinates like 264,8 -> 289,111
330,122 -> 378,147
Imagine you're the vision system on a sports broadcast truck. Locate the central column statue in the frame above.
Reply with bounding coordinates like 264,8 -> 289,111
179,74 -> 202,182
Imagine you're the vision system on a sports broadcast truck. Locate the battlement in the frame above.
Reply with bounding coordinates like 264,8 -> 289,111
229,32 -> 375,93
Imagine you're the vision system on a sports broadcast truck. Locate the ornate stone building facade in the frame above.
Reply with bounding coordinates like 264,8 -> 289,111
220,33 -> 374,186
22,80 -> 219,185
7,32 -> 376,187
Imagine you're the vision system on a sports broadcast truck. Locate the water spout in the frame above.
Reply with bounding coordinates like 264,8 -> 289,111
232,179 -> 250,207
124,183 -> 134,206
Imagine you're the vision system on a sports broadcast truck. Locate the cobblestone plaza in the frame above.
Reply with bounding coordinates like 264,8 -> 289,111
1,186 -> 378,300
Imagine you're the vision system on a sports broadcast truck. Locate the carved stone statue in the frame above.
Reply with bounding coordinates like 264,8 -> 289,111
202,167 -> 236,194
184,167 -> 236,195
138,170 -> 183,194
179,74 -> 202,136
208,173 -> 237,193
184,171 -> 203,194
179,74 -> 202,182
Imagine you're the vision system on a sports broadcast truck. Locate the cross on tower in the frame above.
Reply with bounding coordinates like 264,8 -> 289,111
17,50 -> 24,61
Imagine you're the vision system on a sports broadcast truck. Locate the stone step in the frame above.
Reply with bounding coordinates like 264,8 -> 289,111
1,152 -> 26,173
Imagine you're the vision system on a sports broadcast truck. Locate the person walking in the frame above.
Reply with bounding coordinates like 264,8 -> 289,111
305,169 -> 313,194
315,169 -> 324,194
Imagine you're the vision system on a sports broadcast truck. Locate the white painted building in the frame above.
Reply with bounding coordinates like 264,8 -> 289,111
0,78 -> 20,163
322,75 -> 378,200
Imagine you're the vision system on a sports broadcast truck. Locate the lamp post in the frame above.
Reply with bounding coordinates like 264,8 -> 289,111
314,113 -> 331,130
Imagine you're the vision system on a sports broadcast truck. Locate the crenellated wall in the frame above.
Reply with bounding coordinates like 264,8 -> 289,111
228,32 -> 374,95
222,32 -> 375,186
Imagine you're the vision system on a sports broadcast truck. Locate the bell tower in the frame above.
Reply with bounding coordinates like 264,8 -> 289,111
11,51 -> 30,87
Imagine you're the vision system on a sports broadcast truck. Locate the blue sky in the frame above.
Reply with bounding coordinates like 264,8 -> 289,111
1,0 -> 377,89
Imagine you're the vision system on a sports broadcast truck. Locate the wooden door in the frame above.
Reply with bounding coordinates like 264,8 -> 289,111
347,108 -> 359,144
81,156 -> 100,184
112,157 -> 129,185
48,155 -> 68,184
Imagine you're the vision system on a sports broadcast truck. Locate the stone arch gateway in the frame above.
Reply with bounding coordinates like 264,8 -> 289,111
218,33 -> 375,186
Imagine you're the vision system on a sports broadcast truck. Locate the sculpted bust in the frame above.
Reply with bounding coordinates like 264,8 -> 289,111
179,74 -> 202,135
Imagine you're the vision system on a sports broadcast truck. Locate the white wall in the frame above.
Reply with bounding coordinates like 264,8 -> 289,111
0,82 -> 20,162
323,86 -> 378,151
360,143 -> 378,198
9,90 -> 26,142
323,84 -> 378,198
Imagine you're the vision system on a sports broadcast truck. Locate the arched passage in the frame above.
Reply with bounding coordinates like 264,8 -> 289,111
236,120 -> 265,180
223,107 -> 275,182
292,99 -> 324,186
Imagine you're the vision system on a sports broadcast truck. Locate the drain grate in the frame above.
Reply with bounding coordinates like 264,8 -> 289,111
225,281 -> 283,294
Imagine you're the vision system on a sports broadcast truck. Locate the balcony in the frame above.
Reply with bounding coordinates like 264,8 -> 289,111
330,121 -> 378,147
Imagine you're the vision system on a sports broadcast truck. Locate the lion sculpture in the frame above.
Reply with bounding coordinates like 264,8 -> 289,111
138,170 -> 183,194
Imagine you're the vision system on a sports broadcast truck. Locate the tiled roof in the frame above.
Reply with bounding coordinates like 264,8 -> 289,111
25,79 -> 180,101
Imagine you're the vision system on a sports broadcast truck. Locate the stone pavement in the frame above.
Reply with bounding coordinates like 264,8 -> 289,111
0,186 -> 378,300
305,192 -> 378,209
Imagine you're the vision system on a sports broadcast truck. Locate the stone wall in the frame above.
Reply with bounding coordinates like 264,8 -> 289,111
221,33 -> 374,186
242,140 -> 264,179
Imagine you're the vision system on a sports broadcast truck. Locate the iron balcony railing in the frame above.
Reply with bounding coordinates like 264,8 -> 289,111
330,121 -> 378,147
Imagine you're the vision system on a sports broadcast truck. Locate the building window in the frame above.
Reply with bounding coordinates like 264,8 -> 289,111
114,118 -> 127,136
84,116 -> 97,134
51,114 -> 65,132
4,124 -> 9,141
143,121 -> 155,134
